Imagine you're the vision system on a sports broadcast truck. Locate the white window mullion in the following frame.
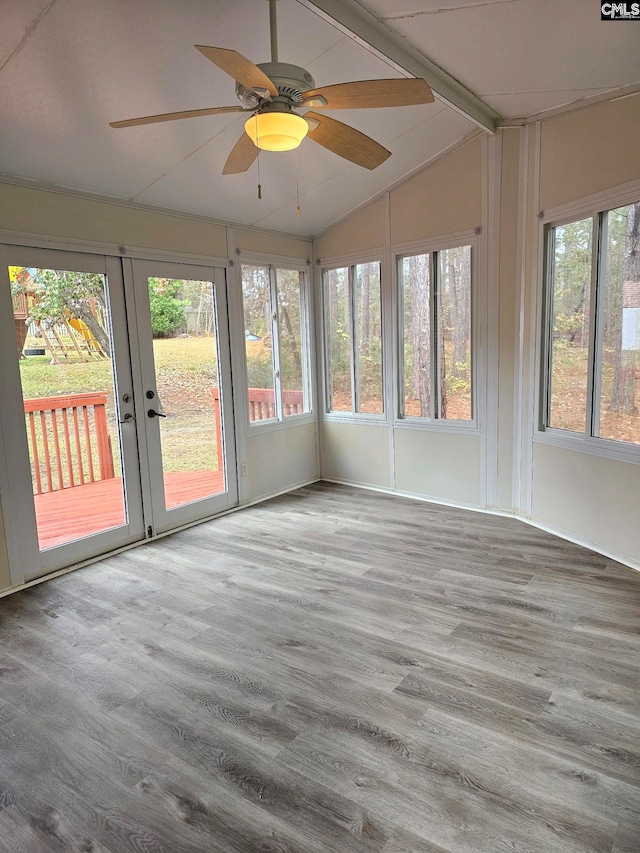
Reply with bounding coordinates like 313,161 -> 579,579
299,269 -> 312,413
269,266 -> 283,421
322,271 -> 333,412
591,212 -> 607,439
431,251 -> 439,420
396,257 -> 406,419
584,214 -> 601,438
541,226 -> 556,430
349,265 -> 359,413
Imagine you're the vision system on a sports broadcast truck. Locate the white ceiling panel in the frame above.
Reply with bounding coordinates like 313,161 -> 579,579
0,0 -> 56,69
369,0 -> 640,117
0,0 -> 637,236
485,88 -> 615,120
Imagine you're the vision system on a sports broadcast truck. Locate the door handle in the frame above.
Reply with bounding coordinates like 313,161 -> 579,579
147,409 -> 167,419
119,412 -> 135,424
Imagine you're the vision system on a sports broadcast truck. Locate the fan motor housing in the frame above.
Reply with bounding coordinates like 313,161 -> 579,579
235,62 -> 315,107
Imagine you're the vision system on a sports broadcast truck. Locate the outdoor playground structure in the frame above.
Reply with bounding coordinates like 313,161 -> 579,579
11,267 -> 108,363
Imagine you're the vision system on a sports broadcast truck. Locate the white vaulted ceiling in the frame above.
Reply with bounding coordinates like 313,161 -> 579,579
1,0 -> 638,238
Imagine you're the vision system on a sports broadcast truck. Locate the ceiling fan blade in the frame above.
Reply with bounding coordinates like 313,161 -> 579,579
110,106 -> 245,129
302,79 -> 433,110
195,45 -> 277,97
223,132 -> 258,175
305,112 -> 391,170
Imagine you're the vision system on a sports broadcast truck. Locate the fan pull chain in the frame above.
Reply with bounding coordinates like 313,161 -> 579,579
295,150 -> 301,219
255,115 -> 262,200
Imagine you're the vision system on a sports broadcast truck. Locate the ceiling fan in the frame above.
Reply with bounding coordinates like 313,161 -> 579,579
110,0 -> 434,174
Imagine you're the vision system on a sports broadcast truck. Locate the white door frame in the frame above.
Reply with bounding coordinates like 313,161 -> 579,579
0,245 -> 145,584
129,258 -> 238,534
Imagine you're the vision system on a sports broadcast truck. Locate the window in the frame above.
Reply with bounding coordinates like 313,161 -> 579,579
544,201 -> 640,446
241,263 -> 310,423
399,244 -> 472,421
324,261 -> 383,414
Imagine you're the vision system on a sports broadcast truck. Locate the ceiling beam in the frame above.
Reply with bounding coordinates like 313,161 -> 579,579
296,0 -> 498,133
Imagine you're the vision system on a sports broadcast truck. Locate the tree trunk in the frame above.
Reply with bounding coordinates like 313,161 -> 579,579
68,298 -> 111,357
360,264 -> 370,357
611,203 -> 640,413
452,248 -> 470,374
409,255 -> 430,416
280,302 -> 302,376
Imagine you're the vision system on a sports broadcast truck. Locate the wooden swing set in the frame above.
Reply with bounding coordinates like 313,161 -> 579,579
12,268 -> 108,363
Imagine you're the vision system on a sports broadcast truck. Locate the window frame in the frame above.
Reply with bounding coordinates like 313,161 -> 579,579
322,257 -> 385,419
241,260 -> 313,430
395,237 -> 477,430
539,194 -> 640,463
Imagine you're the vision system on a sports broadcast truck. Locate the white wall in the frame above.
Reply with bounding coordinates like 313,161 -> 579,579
317,134 -> 488,512
247,422 -> 318,502
531,444 -> 640,566
322,422 -> 391,488
0,183 -> 230,257
316,197 -> 386,260
0,182 -> 316,592
521,97 -> 640,569
389,136 -> 483,244
538,96 -> 640,212
315,97 -> 640,572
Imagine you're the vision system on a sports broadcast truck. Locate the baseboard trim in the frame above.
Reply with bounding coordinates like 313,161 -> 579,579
515,515 -> 640,575
320,477 -> 640,575
320,476 -> 490,516
1,477 -> 323,599
2,473 -> 636,599
242,477 -> 322,508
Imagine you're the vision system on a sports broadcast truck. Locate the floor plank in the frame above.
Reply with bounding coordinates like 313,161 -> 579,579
0,482 -> 638,851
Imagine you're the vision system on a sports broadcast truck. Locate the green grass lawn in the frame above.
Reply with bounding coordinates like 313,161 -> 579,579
19,337 -> 222,476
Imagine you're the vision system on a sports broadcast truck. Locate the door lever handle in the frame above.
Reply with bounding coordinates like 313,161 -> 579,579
147,409 -> 167,419
119,412 -> 135,424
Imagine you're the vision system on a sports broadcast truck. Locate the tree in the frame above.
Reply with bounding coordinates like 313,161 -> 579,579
407,254 -> 431,416
12,268 -> 112,357
148,278 -> 186,338
608,203 -> 640,414
276,270 -> 303,388
242,265 -> 274,390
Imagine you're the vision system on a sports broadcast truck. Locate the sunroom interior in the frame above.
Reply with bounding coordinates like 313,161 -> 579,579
0,0 -> 639,586
1,2 -> 640,850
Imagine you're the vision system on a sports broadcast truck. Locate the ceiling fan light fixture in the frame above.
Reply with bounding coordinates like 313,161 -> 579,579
245,111 -> 308,151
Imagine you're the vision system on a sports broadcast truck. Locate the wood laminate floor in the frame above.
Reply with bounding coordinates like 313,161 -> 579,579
0,482 -> 639,852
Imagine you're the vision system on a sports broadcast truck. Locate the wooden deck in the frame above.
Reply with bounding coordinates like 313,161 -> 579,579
34,469 -> 225,550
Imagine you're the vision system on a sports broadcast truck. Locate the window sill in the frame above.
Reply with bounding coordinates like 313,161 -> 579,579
321,413 -> 480,435
323,412 -> 387,426
533,429 -> 640,465
247,413 -> 316,433
394,418 -> 479,435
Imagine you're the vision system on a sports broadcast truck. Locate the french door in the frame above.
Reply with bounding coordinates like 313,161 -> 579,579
0,246 -> 237,585
129,259 -> 237,535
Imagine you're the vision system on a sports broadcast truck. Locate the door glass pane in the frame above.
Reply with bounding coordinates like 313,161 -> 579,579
354,262 -> 383,414
9,265 -> 126,550
597,203 -> 640,444
401,253 -> 431,417
548,218 -> 593,432
438,245 -> 472,420
241,264 -> 276,422
148,277 -> 225,510
325,267 -> 352,412
276,268 -> 307,417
